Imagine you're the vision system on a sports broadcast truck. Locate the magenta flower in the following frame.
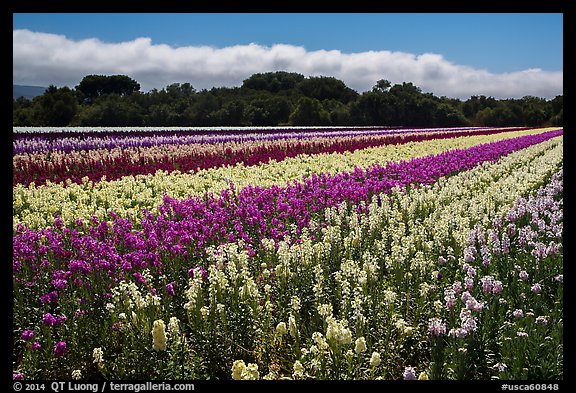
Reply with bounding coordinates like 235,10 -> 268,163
13,372 -> 23,380
21,330 -> 34,341
42,313 -> 56,326
31,341 -> 41,351
53,341 -> 67,357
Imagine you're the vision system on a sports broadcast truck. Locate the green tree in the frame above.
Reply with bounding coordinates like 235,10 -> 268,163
242,71 -> 305,93
76,75 -> 140,104
289,97 -> 330,125
297,76 -> 358,103
74,94 -> 143,126
34,85 -> 79,126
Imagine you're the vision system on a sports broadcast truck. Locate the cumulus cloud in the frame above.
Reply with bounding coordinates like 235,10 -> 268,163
13,29 -> 563,99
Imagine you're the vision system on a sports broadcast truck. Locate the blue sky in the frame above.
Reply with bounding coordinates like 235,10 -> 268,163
13,13 -> 563,99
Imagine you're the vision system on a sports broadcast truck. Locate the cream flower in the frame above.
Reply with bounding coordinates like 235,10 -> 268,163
151,319 -> 167,351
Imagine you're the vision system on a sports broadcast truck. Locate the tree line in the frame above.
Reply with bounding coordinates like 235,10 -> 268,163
13,72 -> 563,127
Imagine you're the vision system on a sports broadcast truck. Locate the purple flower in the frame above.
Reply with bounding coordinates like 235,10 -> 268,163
444,289 -> 456,310
555,274 -> 563,283
31,341 -> 41,351
53,341 -> 67,357
531,283 -> 542,294
452,281 -> 462,294
449,327 -> 468,339
13,372 -> 23,380
463,250 -> 475,263
513,309 -> 524,318
21,330 -> 34,341
428,318 -> 446,336
480,276 -> 494,294
40,291 -> 59,304
166,282 -> 176,297
51,278 -> 68,290
42,313 -> 57,326
55,315 -> 67,326
519,271 -> 529,281
492,280 -> 503,295
133,272 -> 147,285
403,367 -> 417,380
466,297 -> 484,312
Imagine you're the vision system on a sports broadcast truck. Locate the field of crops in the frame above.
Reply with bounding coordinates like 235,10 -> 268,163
13,126 -> 563,381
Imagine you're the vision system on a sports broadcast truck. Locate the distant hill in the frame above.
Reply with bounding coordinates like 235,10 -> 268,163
13,85 -> 47,100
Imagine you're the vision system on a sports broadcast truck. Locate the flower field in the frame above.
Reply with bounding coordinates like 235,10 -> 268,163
12,126 -> 563,380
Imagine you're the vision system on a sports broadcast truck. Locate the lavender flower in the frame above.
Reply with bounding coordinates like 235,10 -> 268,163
403,367 -> 417,380
428,318 -> 447,336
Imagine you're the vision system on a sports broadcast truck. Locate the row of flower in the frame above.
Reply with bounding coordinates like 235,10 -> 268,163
13,125 -> 492,136
13,128 -> 557,231
14,126 -> 521,155
13,132 -> 563,379
13,127 -> 534,187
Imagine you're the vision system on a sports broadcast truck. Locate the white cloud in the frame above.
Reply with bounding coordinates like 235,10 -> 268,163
13,29 -> 563,99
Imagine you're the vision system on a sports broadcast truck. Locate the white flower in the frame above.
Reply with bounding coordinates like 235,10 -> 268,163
168,317 -> 180,336
312,332 -> 329,350
231,360 -> 246,380
317,303 -> 333,318
244,363 -> 260,380
72,369 -> 82,380
293,360 -> 305,379
93,347 -> 104,367
288,316 -> 298,338
354,337 -> 367,354
290,296 -> 301,313
370,352 -> 381,367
